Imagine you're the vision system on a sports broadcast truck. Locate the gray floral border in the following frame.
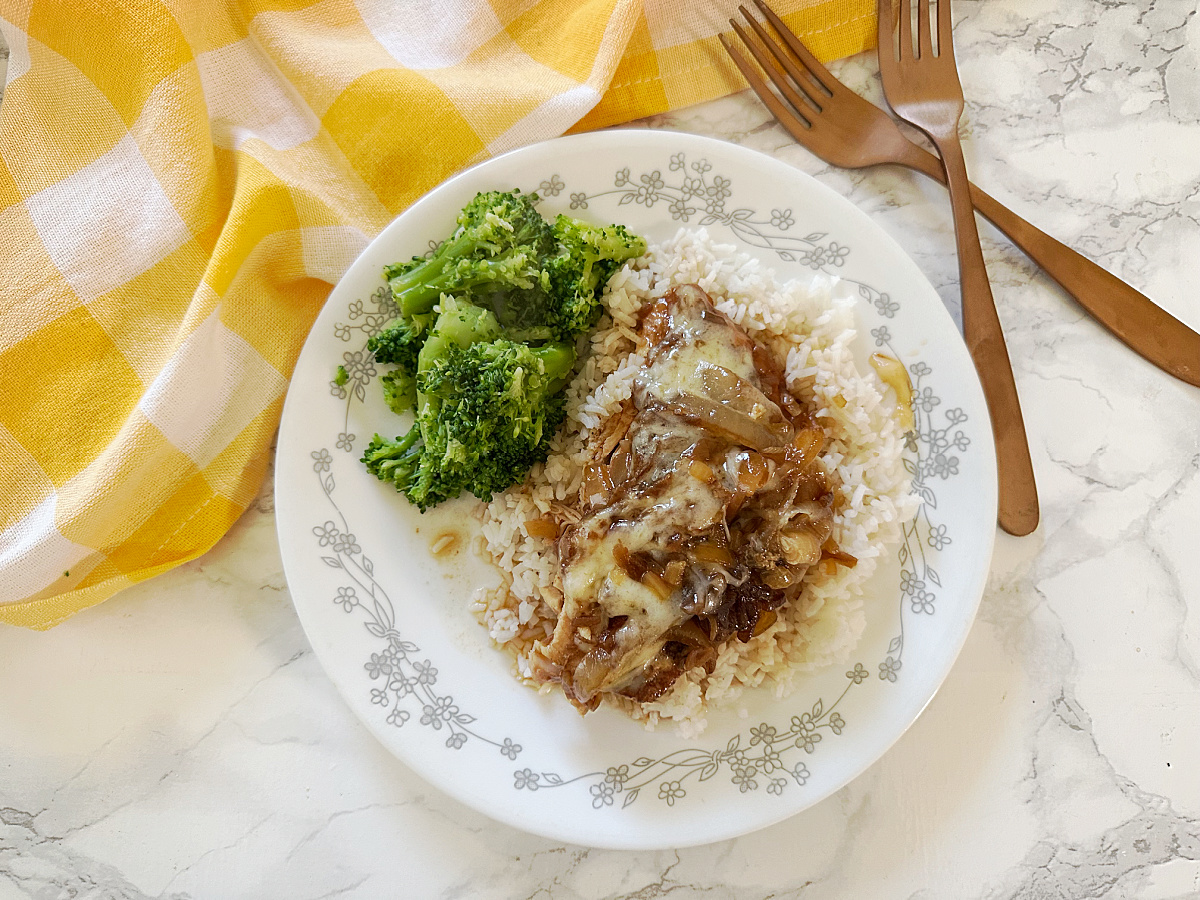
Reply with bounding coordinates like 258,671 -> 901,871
538,153 -> 851,271
327,284 -> 396,455
308,151 -> 967,811
308,448 -> 523,759
870,325 -> 968,683
516,664 -> 870,808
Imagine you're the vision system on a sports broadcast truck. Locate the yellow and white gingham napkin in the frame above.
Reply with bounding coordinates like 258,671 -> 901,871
0,0 -> 874,629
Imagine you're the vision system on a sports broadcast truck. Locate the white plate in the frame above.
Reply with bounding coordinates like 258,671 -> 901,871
275,130 -> 997,849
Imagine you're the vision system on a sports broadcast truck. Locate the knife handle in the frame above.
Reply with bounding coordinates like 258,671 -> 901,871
934,136 -> 1040,537
902,148 -> 1199,387
969,186 -> 1198,385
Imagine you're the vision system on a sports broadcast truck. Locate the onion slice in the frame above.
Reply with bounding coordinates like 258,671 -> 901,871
870,353 -> 915,432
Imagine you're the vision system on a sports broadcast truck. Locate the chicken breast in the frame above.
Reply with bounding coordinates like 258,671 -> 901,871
532,284 -> 845,711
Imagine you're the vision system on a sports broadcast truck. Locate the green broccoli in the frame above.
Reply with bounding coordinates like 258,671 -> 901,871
380,369 -> 416,414
368,312 -> 432,415
367,311 -> 434,372
546,214 -> 646,339
415,296 -> 503,374
372,298 -> 499,415
359,189 -> 645,510
360,423 -> 423,488
362,339 -> 576,510
383,190 -> 556,319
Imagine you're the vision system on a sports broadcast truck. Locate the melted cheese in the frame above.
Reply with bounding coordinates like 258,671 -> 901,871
550,287 -> 786,700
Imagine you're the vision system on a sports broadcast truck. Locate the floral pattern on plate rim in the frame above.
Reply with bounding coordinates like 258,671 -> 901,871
314,153 -> 967,809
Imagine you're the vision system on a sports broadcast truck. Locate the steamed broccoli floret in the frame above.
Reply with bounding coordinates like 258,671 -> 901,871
361,425 -> 423,489
416,296 -> 503,375
383,190 -> 556,319
369,300 -> 494,415
362,339 -> 576,510
367,312 -> 434,371
360,189 -> 645,511
368,312 -> 432,416
546,215 -> 646,339
380,369 -> 417,414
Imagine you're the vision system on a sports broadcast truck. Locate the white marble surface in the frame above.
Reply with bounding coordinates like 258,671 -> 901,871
2,1 -> 1199,897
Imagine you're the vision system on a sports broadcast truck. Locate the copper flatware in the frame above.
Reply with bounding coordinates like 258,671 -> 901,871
723,0 -> 1041,535
720,1 -> 1199,391
876,0 -> 1038,535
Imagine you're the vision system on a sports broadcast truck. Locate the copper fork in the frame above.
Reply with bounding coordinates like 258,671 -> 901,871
873,0 -> 1037,535
720,1 -> 1199,395
722,0 -> 1038,535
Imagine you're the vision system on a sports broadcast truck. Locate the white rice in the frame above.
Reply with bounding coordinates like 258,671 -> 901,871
470,228 -> 919,736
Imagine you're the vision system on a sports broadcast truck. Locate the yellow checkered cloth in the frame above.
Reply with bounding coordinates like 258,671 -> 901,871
0,0 -> 874,629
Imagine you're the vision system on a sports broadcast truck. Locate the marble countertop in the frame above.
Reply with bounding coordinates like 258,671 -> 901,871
2,1 -> 1198,897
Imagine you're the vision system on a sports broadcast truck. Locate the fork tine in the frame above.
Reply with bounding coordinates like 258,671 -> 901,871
734,11 -> 826,112
877,0 -> 896,78
937,0 -> 953,55
877,0 -> 893,36
749,0 -> 835,96
917,0 -> 933,58
728,20 -> 822,118
718,32 -> 814,131
898,0 -> 913,59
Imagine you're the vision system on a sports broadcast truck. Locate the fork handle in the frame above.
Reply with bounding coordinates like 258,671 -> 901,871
902,147 -> 1199,387
931,134 -> 1040,536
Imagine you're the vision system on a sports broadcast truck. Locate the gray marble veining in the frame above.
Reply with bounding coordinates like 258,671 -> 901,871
1,1 -> 1198,897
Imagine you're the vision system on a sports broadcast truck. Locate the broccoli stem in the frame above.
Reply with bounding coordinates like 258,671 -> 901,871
385,229 -> 480,317
362,427 -> 422,485
392,256 -> 542,319
392,272 -> 455,319
529,342 -> 575,389
417,301 -> 502,375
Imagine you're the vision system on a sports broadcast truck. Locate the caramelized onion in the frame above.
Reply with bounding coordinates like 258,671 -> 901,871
581,463 -> 612,506
751,609 -> 778,637
665,617 -> 715,648
668,392 -> 789,451
622,547 -> 651,584
751,342 -> 787,406
611,542 -> 634,578
609,439 -> 633,485
697,361 -> 782,418
684,645 -> 718,673
597,403 -> 637,460
792,499 -> 833,523
821,538 -> 858,569
692,543 -> 735,566
728,491 -> 752,519
637,295 -> 673,349
525,516 -> 560,541
790,426 -> 825,466
870,352 -> 915,432
640,569 -> 674,600
571,651 -> 610,702
679,567 -> 728,616
737,451 -> 770,491
779,528 -> 822,567
761,565 -> 808,589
